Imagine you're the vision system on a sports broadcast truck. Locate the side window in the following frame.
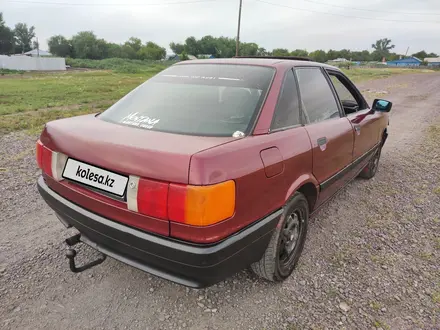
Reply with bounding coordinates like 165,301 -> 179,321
329,73 -> 365,115
330,75 -> 356,103
296,68 -> 340,124
271,70 -> 301,130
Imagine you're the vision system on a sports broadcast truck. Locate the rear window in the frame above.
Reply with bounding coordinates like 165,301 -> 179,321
99,64 -> 275,136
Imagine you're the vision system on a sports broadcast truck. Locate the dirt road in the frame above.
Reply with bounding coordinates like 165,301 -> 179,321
1,73 -> 439,330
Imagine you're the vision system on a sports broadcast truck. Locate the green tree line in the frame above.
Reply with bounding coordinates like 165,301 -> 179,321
0,13 -> 37,54
1,12 -> 438,62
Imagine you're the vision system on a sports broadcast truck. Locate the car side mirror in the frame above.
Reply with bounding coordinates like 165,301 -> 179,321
372,99 -> 392,112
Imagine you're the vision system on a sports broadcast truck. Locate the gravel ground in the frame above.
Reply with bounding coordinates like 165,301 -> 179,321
0,73 -> 439,330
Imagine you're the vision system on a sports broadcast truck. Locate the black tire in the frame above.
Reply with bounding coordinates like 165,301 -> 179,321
251,192 -> 309,282
358,146 -> 382,179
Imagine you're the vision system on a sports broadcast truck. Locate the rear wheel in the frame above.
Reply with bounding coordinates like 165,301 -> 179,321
359,146 -> 381,179
251,192 -> 308,282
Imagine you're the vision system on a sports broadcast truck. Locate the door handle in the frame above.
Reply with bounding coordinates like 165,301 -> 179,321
317,137 -> 327,146
354,125 -> 361,134
317,137 -> 328,151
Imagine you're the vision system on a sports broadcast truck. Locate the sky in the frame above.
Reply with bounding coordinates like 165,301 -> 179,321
1,0 -> 440,55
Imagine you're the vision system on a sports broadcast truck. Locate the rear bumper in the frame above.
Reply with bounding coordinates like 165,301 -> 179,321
37,176 -> 281,288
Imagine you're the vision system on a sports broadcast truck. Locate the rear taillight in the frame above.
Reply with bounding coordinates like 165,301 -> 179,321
127,176 -> 168,219
36,140 -> 53,177
36,140 -> 67,180
127,177 -> 235,226
168,181 -> 236,226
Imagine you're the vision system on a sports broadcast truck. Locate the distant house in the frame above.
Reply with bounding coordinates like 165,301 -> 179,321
198,54 -> 215,59
386,56 -> 422,67
424,57 -> 440,67
168,54 -> 198,61
22,49 -> 52,57
330,58 -> 349,62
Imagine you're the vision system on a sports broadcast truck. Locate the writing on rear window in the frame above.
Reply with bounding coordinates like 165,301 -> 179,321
121,112 -> 160,129
99,64 -> 275,136
76,165 -> 114,188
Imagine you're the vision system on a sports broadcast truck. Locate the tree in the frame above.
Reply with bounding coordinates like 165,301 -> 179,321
240,42 -> 258,56
198,35 -> 217,55
48,35 -> 72,57
290,49 -> 308,57
215,37 -> 235,58
14,22 -> 35,53
350,50 -> 371,61
184,36 -> 200,56
125,37 -> 142,52
107,43 -> 123,58
170,42 -> 184,54
138,41 -> 166,60
412,50 -> 438,60
121,37 -> 142,59
96,38 -> 109,59
371,38 -> 395,60
0,13 -> 15,54
71,31 -> 101,59
32,39 -> 39,51
256,47 -> 268,56
308,50 -> 327,63
272,48 -> 290,56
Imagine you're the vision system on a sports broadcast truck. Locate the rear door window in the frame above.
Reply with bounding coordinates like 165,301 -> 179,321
271,70 -> 301,130
295,67 -> 340,123
99,64 -> 275,136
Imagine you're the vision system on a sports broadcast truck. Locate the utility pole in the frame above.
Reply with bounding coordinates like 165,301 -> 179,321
37,37 -> 40,57
235,0 -> 243,57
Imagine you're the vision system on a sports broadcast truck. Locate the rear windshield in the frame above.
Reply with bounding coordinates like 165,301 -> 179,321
99,64 -> 275,136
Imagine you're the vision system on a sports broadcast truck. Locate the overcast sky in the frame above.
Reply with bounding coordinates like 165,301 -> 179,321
2,0 -> 440,55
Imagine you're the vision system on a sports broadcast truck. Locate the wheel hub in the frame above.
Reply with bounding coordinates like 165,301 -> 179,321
281,213 -> 301,259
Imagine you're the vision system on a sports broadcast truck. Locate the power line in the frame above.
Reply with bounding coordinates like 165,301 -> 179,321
254,0 -> 440,23
5,0 -> 217,6
302,0 -> 440,16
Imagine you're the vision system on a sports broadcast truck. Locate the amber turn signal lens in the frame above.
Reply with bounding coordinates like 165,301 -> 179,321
168,180 -> 236,226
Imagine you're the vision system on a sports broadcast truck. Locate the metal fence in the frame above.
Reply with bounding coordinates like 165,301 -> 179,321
0,55 -> 66,71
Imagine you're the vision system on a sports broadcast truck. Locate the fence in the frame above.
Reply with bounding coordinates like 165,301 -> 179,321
0,55 -> 66,71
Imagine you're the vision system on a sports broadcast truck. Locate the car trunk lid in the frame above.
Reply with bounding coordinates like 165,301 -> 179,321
40,114 -> 235,184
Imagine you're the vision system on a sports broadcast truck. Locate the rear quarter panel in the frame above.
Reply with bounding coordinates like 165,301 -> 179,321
171,127 -> 315,243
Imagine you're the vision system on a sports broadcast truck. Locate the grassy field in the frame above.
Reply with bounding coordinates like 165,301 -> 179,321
341,67 -> 434,83
0,63 -> 434,135
0,69 -> 166,134
66,58 -> 175,74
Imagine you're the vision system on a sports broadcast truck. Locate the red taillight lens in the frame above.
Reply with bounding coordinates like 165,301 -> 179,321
136,178 -> 168,219
36,140 -> 43,169
36,140 -> 53,177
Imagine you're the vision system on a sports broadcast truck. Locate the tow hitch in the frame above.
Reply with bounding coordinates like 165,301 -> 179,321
65,233 -> 106,273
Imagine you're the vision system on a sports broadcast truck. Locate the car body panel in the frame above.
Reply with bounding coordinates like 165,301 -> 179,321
348,109 -> 387,160
304,117 -> 355,205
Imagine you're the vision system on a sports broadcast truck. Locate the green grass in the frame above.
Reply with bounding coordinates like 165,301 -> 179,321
66,57 -> 174,73
341,67 -> 434,83
0,68 -> 25,75
0,71 -> 152,116
373,320 -> 390,330
0,64 -> 434,135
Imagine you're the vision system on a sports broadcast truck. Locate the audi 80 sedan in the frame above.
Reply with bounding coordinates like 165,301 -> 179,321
37,57 -> 392,288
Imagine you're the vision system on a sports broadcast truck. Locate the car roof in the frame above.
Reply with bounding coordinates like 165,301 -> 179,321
174,57 -> 340,71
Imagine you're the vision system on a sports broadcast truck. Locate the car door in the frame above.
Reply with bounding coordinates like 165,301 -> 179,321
295,67 -> 354,206
327,70 -> 383,161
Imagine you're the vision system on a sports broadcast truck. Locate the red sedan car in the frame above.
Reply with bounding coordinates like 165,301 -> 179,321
37,57 -> 391,288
